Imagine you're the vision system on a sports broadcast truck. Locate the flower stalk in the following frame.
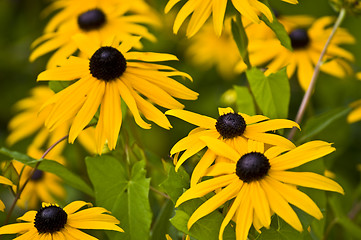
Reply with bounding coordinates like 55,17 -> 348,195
288,8 -> 346,140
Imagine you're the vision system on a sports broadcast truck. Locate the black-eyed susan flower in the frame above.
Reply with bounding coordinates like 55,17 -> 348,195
165,0 -> 298,37
176,139 -> 343,240
12,147 -> 66,209
186,19 -> 241,79
0,176 -> 14,211
31,0 -> 158,68
7,86 -> 97,155
166,107 -> 298,185
0,201 -> 124,239
236,16 -> 355,90
37,34 -> 198,154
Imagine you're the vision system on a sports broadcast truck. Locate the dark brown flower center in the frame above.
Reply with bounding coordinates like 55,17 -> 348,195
34,205 -> 68,233
78,9 -> 106,31
215,112 -> 246,139
30,169 -> 44,182
89,46 -> 127,81
236,152 -> 270,183
289,29 -> 310,49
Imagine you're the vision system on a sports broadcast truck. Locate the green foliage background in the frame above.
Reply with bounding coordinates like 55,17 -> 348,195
0,0 -> 361,239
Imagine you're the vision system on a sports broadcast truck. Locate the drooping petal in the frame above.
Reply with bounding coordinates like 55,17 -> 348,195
260,179 -> 303,232
266,176 -> 323,220
245,119 -> 300,133
250,181 -> 271,228
190,149 -> 217,186
63,201 -> 92,215
188,180 -> 242,228
175,174 -> 238,207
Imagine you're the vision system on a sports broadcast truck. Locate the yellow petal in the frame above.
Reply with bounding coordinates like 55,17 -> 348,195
270,141 -> 335,170
0,223 -> 33,234
166,109 -> 217,129
0,176 -> 13,186
68,81 -> 105,143
175,174 -> 238,207
246,119 -> 300,133
205,162 -> 235,177
212,0 -> 227,36
175,140 -> 206,171
165,0 -> 181,13
72,34 -> 99,59
116,79 -> 151,129
260,179 -> 303,232
250,181 -> 271,228
190,149 -> 217,186
101,81 -> 122,150
173,0 -> 198,34
266,176 -> 323,220
219,183 -> 246,240
186,0 -> 212,37
231,0 -> 260,24
199,136 -> 240,161
125,52 -> 178,62
270,170 -> 344,194
235,185 -> 254,240
188,180 -> 242,228
64,201 -> 92,215
243,132 -> 295,149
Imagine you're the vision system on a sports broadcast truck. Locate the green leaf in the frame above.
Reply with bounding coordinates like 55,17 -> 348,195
171,199 -> 236,240
233,85 -> 255,115
49,81 -> 70,93
297,107 -> 351,143
150,199 -> 174,240
86,155 -> 152,240
0,147 -> 94,196
231,15 -> 251,69
246,67 -> 290,119
257,216 -> 312,240
160,162 -> 190,204
260,0 -> 292,51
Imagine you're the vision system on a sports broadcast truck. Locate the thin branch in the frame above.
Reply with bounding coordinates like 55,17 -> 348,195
150,185 -> 170,200
288,8 -> 346,140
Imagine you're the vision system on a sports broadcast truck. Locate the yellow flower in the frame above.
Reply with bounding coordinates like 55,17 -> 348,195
347,98 -> 361,123
12,147 -> 66,209
37,34 -> 198,154
7,86 -> 98,155
186,19 -> 241,79
31,0 -> 158,68
236,16 -> 355,90
176,139 -> 343,240
165,0 -> 298,37
0,201 -> 124,239
0,176 -> 14,211
166,107 -> 299,186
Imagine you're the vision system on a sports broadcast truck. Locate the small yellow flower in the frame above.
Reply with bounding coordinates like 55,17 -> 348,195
37,34 -> 198,153
165,0 -> 298,37
166,107 -> 299,186
176,139 -> 343,240
31,0 -> 159,68
236,16 -> 355,90
0,201 -> 124,239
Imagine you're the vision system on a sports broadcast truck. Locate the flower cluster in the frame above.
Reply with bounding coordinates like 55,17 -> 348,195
1,0 -> 358,239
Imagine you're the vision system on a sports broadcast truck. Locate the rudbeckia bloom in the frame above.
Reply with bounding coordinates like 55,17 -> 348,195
236,16 -> 355,90
166,107 -> 299,185
165,0 -> 298,37
186,19 -> 241,79
0,176 -> 14,211
31,0 -> 158,68
176,139 -> 343,240
0,201 -> 124,239
7,86 -> 97,155
37,34 -> 198,153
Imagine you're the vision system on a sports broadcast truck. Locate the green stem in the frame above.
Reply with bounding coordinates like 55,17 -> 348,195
288,8 -> 346,140
4,134 -> 68,225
